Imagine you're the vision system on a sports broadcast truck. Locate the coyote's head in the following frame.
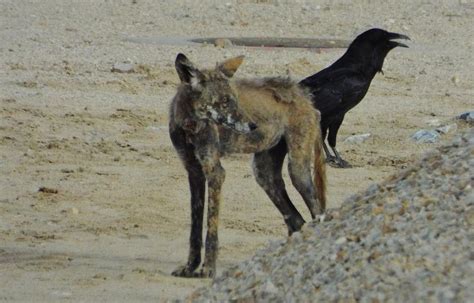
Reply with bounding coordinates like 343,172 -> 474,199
175,53 -> 257,133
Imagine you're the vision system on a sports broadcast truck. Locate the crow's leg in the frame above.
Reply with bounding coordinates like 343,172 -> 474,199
323,140 -> 339,165
330,147 -> 351,168
321,123 -> 343,166
327,115 -> 352,168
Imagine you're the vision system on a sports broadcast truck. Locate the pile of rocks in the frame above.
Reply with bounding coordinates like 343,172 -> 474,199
189,129 -> 473,302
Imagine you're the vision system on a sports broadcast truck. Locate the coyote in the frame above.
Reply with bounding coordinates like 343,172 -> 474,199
169,53 -> 326,278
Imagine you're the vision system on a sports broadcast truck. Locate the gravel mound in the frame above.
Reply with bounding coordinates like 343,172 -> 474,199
189,129 -> 473,302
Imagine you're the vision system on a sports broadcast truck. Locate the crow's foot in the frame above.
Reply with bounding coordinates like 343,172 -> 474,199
326,156 -> 352,168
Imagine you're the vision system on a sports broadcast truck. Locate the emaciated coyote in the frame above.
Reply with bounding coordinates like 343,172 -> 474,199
169,53 -> 327,278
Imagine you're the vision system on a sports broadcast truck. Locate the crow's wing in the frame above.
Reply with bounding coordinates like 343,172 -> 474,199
300,68 -> 369,116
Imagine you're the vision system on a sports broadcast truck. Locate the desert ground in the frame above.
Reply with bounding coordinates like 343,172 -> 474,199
0,0 -> 472,301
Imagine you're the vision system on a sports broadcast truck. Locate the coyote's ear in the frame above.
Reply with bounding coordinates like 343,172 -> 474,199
175,53 -> 203,89
217,55 -> 244,78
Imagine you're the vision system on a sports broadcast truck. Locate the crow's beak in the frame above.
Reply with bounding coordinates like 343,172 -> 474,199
388,32 -> 410,48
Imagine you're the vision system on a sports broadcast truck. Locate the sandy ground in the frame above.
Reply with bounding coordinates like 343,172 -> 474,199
0,0 -> 472,301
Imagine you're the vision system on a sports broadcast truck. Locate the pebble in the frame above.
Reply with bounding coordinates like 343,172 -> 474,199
50,290 -> 72,298
146,125 -> 168,132
188,130 -> 474,302
412,129 -> 439,143
436,123 -> 457,134
426,118 -> 441,127
451,75 -> 460,85
343,133 -> 371,144
334,236 -> 347,245
38,186 -> 59,194
458,111 -> 474,123
111,63 -> 135,73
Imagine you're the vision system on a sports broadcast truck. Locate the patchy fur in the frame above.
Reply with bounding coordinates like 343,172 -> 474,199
236,77 -> 312,105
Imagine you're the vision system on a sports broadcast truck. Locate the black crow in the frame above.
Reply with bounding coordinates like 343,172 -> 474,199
300,28 -> 410,168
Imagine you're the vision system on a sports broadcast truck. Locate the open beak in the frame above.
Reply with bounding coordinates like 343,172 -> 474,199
388,32 -> 410,48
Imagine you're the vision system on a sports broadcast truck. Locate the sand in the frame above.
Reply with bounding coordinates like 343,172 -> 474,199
0,0 -> 472,301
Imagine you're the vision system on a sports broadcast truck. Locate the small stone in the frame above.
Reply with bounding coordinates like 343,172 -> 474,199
344,133 -> 371,144
436,124 -> 457,134
327,209 -> 341,220
24,149 -> 34,157
457,111 -> 474,123
111,63 -> 135,73
346,234 -> 360,242
335,237 -> 347,245
451,75 -> 460,85
38,187 -> 58,194
382,224 -> 397,234
93,273 -> 107,280
146,125 -> 168,132
71,207 -> 79,215
20,81 -> 38,88
367,250 -> 382,262
412,129 -> 440,143
426,119 -> 441,127
132,268 -> 146,274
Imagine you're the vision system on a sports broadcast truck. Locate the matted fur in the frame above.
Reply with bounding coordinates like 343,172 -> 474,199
235,77 -> 312,105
